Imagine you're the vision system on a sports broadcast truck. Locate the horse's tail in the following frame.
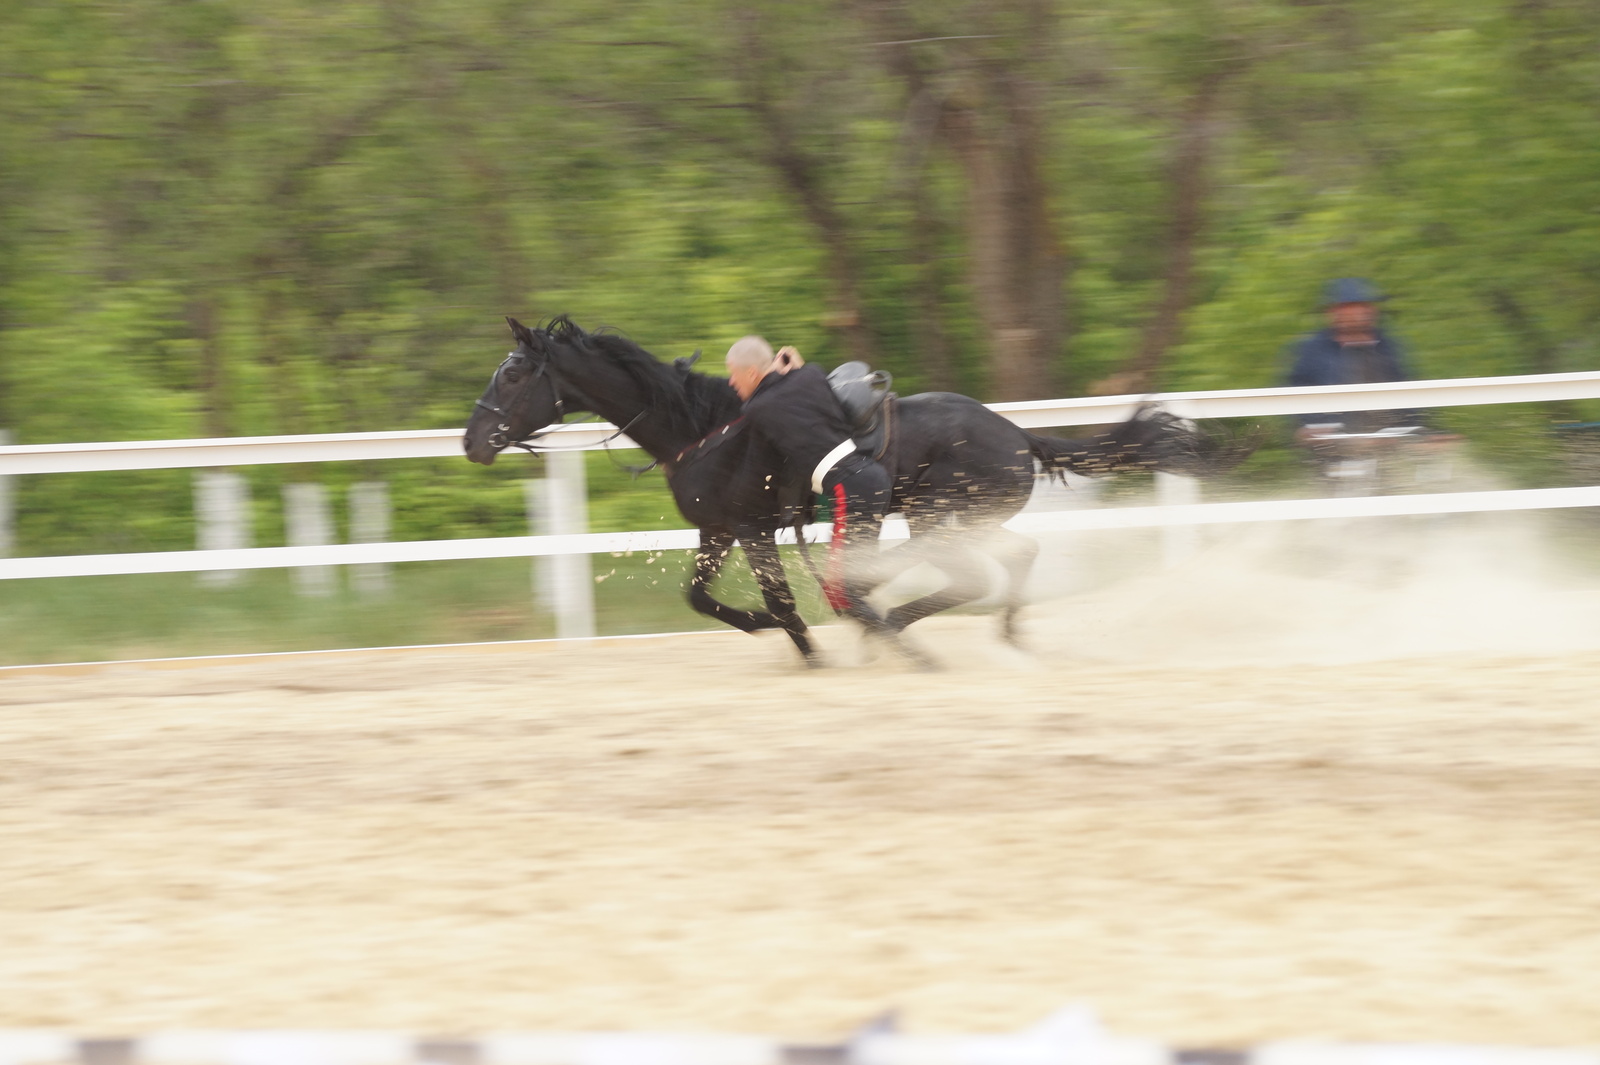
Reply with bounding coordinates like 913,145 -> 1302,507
1026,404 -> 1260,480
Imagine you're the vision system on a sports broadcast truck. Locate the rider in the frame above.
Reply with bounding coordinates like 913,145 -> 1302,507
724,336 -> 892,628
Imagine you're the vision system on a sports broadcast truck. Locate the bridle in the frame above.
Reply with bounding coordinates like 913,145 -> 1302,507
475,351 -> 568,453
476,348 -> 651,464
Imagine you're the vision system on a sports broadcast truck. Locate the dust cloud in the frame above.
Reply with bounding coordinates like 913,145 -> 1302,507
1003,505 -> 1600,670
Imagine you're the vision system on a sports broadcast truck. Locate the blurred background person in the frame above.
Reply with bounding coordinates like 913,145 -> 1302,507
1286,277 -> 1422,445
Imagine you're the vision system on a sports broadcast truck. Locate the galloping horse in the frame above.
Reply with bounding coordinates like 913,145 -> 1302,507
464,316 -> 1236,665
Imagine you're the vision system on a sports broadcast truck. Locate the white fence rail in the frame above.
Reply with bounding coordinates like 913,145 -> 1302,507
1,370 -> 1597,613
5,484 -> 1600,583
2,370 -> 1598,475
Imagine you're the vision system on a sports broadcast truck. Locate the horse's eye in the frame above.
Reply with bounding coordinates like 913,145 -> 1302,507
503,364 -> 525,383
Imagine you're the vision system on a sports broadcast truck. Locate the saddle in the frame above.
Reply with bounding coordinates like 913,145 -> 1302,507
826,360 -> 897,462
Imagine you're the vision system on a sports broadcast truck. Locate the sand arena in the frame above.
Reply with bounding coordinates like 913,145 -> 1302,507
2,520 -> 1599,1046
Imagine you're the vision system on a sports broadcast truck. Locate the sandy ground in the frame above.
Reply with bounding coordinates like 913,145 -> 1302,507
3,524 -> 1600,1046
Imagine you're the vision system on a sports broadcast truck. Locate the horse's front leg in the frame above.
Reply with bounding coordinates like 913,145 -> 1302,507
687,529 -> 781,634
739,533 -> 820,666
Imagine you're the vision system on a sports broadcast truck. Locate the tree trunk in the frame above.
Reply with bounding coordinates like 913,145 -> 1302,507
907,164 -> 957,391
188,295 -> 230,439
941,55 -> 1067,401
734,7 -> 878,364
863,0 -> 1068,401
762,134 -> 879,364
1100,71 -> 1226,395
853,8 -> 960,389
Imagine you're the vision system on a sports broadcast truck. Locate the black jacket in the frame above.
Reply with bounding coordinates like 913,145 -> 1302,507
742,364 -> 855,483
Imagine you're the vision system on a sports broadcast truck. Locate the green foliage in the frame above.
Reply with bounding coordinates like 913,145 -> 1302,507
2,0 -> 1599,561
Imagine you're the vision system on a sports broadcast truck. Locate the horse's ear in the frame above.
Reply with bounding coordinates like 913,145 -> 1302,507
505,316 -> 536,349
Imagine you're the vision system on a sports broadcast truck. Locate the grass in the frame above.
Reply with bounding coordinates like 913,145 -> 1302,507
0,548 -> 837,666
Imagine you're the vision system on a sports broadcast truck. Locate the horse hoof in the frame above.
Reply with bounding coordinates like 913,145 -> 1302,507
887,634 -> 941,673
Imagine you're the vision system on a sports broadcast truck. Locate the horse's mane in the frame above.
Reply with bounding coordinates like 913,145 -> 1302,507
540,315 -> 738,437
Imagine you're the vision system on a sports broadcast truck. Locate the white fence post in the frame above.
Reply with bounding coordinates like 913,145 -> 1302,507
194,471 -> 252,585
1156,472 -> 1201,566
349,481 -> 392,596
283,482 -> 336,597
0,430 -> 12,558
524,479 -> 557,615
538,451 -> 595,638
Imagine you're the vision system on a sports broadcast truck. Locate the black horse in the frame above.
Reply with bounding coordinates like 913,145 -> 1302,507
464,316 -> 1235,665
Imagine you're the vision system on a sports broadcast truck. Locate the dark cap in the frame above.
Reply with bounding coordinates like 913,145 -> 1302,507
1323,277 -> 1387,307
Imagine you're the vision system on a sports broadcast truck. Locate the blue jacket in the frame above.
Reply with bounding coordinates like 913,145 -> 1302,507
1285,327 -> 1422,430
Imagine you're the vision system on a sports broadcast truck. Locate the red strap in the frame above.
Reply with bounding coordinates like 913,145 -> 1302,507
823,482 -> 850,611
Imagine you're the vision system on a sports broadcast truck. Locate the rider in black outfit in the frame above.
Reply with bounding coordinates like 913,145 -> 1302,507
725,336 -> 891,628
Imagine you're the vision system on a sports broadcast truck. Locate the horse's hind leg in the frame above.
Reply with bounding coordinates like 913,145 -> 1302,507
991,528 -> 1040,646
687,530 -> 781,634
882,539 -> 990,634
739,536 -> 819,666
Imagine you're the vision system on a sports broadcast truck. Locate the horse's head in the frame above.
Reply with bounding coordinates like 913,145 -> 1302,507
463,317 -> 571,465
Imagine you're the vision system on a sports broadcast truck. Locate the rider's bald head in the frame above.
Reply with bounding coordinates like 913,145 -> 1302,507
726,335 -> 777,401
726,335 -> 775,372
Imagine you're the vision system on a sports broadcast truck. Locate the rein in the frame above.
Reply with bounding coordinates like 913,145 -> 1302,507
668,417 -> 744,470
514,408 -> 649,455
